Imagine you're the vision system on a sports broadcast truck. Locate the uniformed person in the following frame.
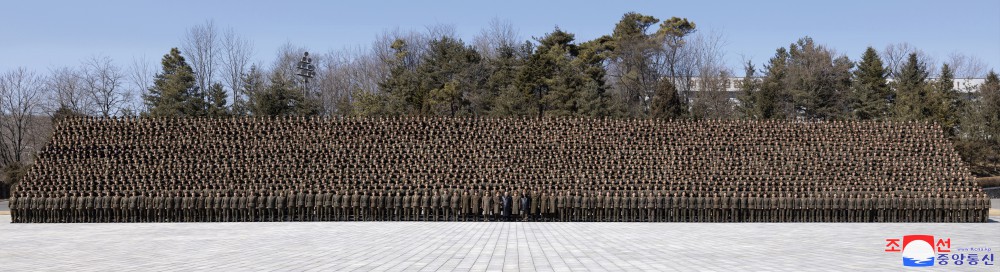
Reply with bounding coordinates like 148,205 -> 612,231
571,191 -> 581,222
165,192 -> 177,222
256,191 -> 267,222
470,190 -> 481,221
444,190 -> 455,221
492,191 -> 502,221
222,192 -> 234,222
445,190 -> 462,221
411,191 -> 422,221
111,192 -> 123,223
481,192 -> 492,222
8,192 -> 18,223
295,190 -> 307,221
648,192 -> 658,222
724,192 -> 734,223
541,190 -> 551,222
418,191 -> 429,221
84,192 -> 96,223
372,191 -> 382,221
530,190 -> 541,222
347,190 -> 358,221
547,192 -> 557,222
127,192 -> 138,223
276,192 -> 287,221
631,191 -> 642,222
678,192 -> 689,222
93,192 -> 105,223
461,191 -> 471,222
331,190 -> 342,221
393,191 -> 403,221
249,192 -> 259,222
431,191 -> 441,221
863,193 -> 875,222
401,191 -> 412,221
611,192 -> 622,222
265,192 -> 276,221
597,191 -> 607,222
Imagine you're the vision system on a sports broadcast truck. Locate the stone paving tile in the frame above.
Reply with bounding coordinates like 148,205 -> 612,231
1,215 -> 998,271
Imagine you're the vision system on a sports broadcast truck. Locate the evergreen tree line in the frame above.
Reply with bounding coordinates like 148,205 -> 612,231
141,14 -> 999,176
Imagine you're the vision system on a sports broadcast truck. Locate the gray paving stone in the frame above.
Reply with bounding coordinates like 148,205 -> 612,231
1,216 -> 998,271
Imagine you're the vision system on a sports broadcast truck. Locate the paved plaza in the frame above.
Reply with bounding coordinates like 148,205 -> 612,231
0,214 -> 998,271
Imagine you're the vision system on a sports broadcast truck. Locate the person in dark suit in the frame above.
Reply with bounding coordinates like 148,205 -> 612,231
519,191 -> 530,222
501,191 -> 513,221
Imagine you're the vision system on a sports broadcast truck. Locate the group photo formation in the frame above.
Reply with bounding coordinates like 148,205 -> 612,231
7,117 -> 991,223
2,1 -> 999,271
3,8 -> 1000,225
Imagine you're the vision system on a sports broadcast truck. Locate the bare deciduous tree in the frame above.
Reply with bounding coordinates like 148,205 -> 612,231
272,42 -> 311,84
686,30 -> 735,119
425,23 -> 458,42
0,68 -> 45,165
371,27 -> 443,73
183,20 -> 220,97
665,29 -> 729,111
882,43 -> 915,78
221,27 -> 254,110
128,56 -> 155,114
947,53 -> 987,79
45,66 -> 90,115
882,43 -> 936,78
318,48 -> 378,116
80,55 -> 127,117
946,53 -> 989,94
474,18 -> 520,60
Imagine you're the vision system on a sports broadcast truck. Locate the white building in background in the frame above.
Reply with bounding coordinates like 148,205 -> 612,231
681,77 -> 987,94
670,77 -> 988,106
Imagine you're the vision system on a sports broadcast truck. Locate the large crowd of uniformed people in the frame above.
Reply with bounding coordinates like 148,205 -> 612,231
7,116 -> 992,223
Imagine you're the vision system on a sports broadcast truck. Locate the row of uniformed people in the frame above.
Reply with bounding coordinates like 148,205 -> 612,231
9,189 -> 990,223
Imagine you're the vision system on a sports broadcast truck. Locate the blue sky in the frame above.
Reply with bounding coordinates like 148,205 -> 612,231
2,0 -> 999,76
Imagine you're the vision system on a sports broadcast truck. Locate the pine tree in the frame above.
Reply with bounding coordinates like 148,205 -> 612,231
609,12 -> 662,117
757,48 -> 790,119
892,53 -> 930,121
786,37 -> 852,120
426,80 -> 463,117
955,70 -> 1000,176
650,79 -> 687,119
144,48 -> 197,117
541,54 -> 579,117
572,37 -> 613,118
928,64 -> 959,136
233,65 -> 264,116
205,83 -> 229,117
487,42 -> 531,117
981,71 -> 1000,142
736,61 -> 760,119
416,36 -> 482,116
850,47 -> 891,120
249,70 -> 318,116
519,28 -> 578,118
376,39 -> 421,115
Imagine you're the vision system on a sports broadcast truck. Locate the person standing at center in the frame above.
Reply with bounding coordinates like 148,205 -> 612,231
501,191 -> 512,222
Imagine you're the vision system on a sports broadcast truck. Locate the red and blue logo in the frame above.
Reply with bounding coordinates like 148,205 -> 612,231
899,235 -> 936,266
885,235 -> 994,267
